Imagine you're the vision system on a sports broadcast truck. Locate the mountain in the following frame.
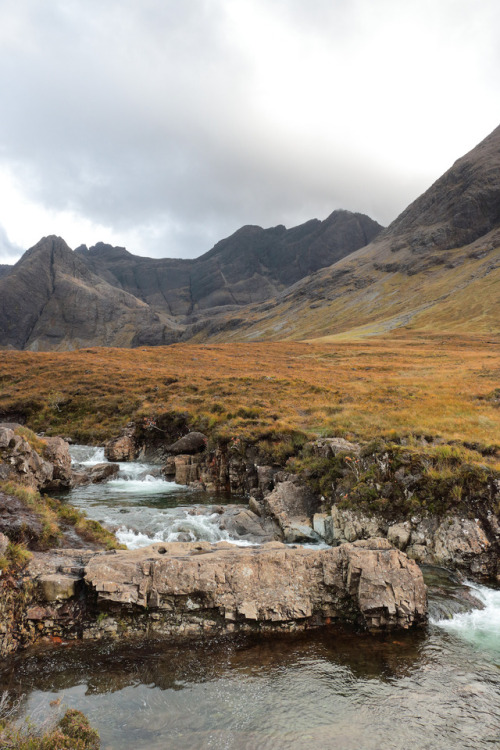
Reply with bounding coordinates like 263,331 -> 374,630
0,265 -> 11,279
75,210 -> 382,315
202,124 -> 500,342
0,210 -> 382,350
1,123 -> 499,351
0,236 -> 176,350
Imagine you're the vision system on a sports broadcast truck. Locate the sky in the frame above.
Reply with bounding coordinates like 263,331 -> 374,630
0,0 -> 499,265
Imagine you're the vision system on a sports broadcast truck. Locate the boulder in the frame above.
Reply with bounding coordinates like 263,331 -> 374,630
42,437 -> 73,490
88,463 -> 120,483
219,507 -> 275,543
104,434 -> 136,462
167,431 -> 207,455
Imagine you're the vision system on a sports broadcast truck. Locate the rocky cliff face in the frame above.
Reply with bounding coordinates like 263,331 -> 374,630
76,210 -> 382,315
0,538 -> 427,656
0,236 -> 176,350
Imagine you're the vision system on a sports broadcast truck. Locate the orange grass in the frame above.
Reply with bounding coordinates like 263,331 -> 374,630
0,332 -> 499,457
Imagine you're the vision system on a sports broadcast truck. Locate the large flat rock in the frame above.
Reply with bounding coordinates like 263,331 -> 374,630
84,538 -> 427,633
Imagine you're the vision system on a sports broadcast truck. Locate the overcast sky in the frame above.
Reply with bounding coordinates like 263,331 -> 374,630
0,0 -> 499,264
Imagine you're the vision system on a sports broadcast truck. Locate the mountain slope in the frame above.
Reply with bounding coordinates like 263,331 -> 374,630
202,124 -> 500,342
76,210 -> 382,315
0,236 -> 175,350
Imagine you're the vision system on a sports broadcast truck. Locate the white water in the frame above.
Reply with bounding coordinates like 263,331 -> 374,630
432,581 -> 500,657
68,445 -> 259,549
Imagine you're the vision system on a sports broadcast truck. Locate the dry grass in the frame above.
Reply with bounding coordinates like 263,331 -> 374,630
0,333 -> 498,460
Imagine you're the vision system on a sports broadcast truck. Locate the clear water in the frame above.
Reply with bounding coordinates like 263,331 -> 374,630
2,603 -> 499,750
2,448 -> 498,749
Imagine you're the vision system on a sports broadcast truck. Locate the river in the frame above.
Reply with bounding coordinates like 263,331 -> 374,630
1,447 -> 499,749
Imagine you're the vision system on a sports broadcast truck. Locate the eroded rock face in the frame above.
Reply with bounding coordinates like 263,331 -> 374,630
1,539 -> 427,656
326,504 -> 499,580
84,539 -> 427,634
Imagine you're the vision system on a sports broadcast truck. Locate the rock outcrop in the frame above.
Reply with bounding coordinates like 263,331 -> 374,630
0,424 -> 65,490
315,504 -> 500,581
1,538 -> 426,655
104,425 -> 137,462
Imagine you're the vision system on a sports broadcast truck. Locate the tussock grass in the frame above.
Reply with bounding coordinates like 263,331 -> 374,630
0,334 -> 498,454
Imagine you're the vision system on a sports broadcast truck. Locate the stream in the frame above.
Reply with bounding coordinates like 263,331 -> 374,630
1,447 -> 499,749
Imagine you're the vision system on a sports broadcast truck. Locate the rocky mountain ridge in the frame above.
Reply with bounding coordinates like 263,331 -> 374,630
1,123 -> 499,349
0,210 -> 381,350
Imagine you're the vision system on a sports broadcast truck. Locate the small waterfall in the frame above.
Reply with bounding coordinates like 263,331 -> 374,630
431,581 -> 500,656
68,445 -> 256,549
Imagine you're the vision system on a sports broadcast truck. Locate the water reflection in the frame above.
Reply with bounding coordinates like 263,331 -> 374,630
2,623 -> 500,750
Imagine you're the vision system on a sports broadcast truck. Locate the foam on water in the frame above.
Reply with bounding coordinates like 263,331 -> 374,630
71,445 -> 106,466
68,445 -> 257,549
116,511 -> 258,549
432,581 -> 500,656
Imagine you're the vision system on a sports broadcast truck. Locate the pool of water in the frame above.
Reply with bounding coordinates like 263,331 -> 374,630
3,447 -> 498,749
2,589 -> 499,750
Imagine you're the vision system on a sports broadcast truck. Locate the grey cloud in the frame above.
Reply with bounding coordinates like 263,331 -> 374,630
0,0 -> 498,260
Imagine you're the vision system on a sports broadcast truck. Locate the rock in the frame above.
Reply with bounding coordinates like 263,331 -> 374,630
0,426 -> 15,449
162,456 -> 176,478
220,508 -> 275,543
0,429 -> 53,490
406,544 -> 432,563
256,465 -> 276,496
331,505 -> 387,544
283,520 -> 319,544
174,455 -> 201,484
432,517 -> 491,569
248,496 -> 262,517
84,538 -> 427,633
387,522 -> 411,550
308,437 -> 361,458
88,463 -> 120,483
264,479 -> 317,534
0,492 -> 44,547
38,574 -> 78,602
167,432 -> 207,455
105,434 -> 136,462
42,436 -> 73,490
313,512 -> 334,544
